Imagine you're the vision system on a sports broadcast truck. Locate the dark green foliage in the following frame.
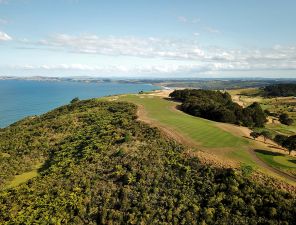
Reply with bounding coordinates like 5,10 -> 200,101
264,109 -> 271,116
283,135 -> 296,155
0,100 -> 295,224
279,113 -> 294,126
262,84 -> 296,97
274,134 -> 289,146
70,97 -> 80,104
170,89 -> 267,127
250,131 -> 260,140
260,131 -> 272,143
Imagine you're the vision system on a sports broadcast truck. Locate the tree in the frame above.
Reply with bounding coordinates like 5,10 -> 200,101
274,134 -> 288,146
170,89 -> 267,127
279,113 -> 293,126
260,131 -> 272,143
70,97 -> 80,104
250,131 -> 260,140
283,135 -> 296,155
244,102 -> 267,127
264,109 -> 271,116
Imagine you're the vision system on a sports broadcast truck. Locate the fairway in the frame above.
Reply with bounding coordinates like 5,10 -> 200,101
117,94 -> 253,164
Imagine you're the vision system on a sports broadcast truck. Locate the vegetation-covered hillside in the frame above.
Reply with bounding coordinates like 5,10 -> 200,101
0,99 -> 295,224
170,89 -> 267,127
262,84 -> 296,97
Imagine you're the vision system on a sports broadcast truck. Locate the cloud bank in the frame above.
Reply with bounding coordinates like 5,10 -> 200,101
0,31 -> 12,41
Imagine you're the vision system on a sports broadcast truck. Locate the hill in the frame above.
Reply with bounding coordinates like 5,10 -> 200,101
0,99 -> 295,224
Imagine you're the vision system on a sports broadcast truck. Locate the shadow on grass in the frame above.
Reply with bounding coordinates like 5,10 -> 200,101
254,149 -> 285,156
288,159 -> 296,165
163,97 -> 182,103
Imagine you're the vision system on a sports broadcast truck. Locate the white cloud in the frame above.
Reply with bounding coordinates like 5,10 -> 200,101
36,34 -> 206,60
0,31 -> 12,41
177,16 -> 200,24
205,27 -> 220,34
13,34 -> 296,75
0,18 -> 8,25
177,16 -> 187,23
12,63 -> 212,75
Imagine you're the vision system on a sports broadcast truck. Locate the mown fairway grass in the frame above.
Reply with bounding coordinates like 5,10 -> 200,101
116,94 -> 254,165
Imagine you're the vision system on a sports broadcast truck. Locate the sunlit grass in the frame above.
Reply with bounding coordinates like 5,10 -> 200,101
6,163 -> 43,189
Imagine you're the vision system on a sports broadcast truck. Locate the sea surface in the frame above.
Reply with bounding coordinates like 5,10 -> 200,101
0,80 -> 159,128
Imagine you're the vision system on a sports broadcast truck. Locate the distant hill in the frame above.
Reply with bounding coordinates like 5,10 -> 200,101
262,84 -> 296,97
0,99 -> 295,224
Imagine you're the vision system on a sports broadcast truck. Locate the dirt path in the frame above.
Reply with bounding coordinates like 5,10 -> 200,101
247,148 -> 296,182
215,119 -> 296,181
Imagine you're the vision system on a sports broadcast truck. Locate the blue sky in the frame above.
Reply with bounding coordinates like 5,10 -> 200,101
0,0 -> 295,78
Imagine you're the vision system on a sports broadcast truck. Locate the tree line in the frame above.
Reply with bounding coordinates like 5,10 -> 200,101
262,84 -> 296,97
170,89 -> 267,127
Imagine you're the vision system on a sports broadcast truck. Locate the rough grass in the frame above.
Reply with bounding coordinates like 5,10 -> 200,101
229,88 -> 296,136
117,95 -> 255,164
6,163 -> 43,189
255,150 -> 296,176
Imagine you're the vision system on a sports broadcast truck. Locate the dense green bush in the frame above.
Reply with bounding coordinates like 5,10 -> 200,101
170,89 -> 267,127
0,99 -> 295,224
279,113 -> 294,126
262,84 -> 296,97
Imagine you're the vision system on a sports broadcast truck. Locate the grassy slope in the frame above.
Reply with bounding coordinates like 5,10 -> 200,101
116,95 -> 255,165
114,94 -> 296,183
255,150 -> 296,177
6,163 -> 43,189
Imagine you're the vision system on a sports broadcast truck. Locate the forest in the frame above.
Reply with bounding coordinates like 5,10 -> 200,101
0,99 -> 295,224
170,89 -> 267,127
262,84 -> 296,97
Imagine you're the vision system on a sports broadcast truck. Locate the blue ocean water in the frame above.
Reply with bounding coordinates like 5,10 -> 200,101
0,80 -> 159,128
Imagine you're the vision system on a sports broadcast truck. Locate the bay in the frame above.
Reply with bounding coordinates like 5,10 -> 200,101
0,80 -> 159,128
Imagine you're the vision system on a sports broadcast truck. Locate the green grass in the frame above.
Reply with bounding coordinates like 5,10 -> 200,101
1,152 -> 10,158
6,163 -> 43,189
119,95 -> 248,148
255,150 -> 296,176
115,95 -> 255,165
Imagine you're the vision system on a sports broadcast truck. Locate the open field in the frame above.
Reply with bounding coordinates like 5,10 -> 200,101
6,163 -> 43,189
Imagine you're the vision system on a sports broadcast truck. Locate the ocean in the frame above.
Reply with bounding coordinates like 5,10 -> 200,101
0,80 -> 159,128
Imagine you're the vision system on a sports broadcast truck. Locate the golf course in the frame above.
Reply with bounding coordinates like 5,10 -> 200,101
111,91 -> 296,184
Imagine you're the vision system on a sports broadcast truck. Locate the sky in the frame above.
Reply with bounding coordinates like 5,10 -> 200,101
0,0 -> 296,78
